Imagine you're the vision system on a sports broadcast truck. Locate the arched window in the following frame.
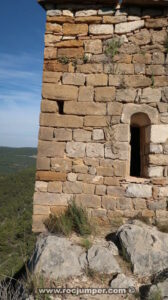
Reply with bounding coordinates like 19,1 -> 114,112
130,113 -> 150,178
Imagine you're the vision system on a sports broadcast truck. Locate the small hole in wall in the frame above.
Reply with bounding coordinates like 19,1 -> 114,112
57,101 -> 64,114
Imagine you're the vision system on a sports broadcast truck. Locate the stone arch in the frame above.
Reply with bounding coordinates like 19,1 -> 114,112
121,104 -> 158,125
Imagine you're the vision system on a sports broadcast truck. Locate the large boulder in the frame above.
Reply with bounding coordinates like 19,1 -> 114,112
87,244 -> 121,274
30,235 -> 87,279
117,221 -> 168,277
110,273 -> 136,290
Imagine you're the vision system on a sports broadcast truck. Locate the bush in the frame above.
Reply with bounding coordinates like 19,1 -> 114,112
105,38 -> 121,60
44,201 -> 92,237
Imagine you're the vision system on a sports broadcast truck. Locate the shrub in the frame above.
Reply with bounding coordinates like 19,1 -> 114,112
44,201 -> 92,237
105,38 -> 121,60
80,238 -> 92,250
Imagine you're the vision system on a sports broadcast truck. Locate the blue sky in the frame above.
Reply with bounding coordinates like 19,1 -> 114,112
0,0 -> 46,147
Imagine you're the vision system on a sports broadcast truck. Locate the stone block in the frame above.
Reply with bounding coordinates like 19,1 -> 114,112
147,125 -> 168,143
133,198 -> 147,210
36,171 -> 66,182
45,34 -> 62,46
86,143 -> 104,158
116,88 -> 137,103
51,158 -> 72,172
121,104 -> 158,124
133,53 -> 151,64
78,174 -> 103,185
35,181 -> 48,192
145,18 -> 168,28
105,143 -> 129,160
84,116 -> 108,127
40,114 -> 83,128
78,86 -> 94,101
134,63 -> 145,75
36,157 -> 50,171
126,184 -> 152,198
75,194 -> 101,208
124,75 -> 152,88
42,84 -> 78,101
129,29 -> 151,46
92,129 -> 104,140
107,186 -> 125,197
89,24 -> 114,35
114,63 -> 134,75
95,87 -> 116,102
113,161 -> 128,177
141,88 -> 161,103
84,39 -> 102,54
76,16 -> 102,24
104,177 -> 120,186
82,183 -> 95,194
148,166 -> 163,177
154,76 -> 168,87
146,65 -> 166,76
117,198 -> 133,210
38,141 -> 65,157
66,142 -> 86,158
103,15 -> 127,23
54,128 -> 72,141
47,10 -> 62,16
43,72 -> 62,84
46,23 -> 62,33
63,182 -> 83,194
63,23 -> 88,35
44,47 -> 57,60
77,64 -> 103,74
150,144 -> 163,154
64,102 -> 106,115
41,100 -> 58,113
147,199 -> 167,210
109,75 -> 124,87
62,73 -> 85,86
97,167 -> 113,177
32,215 -> 48,233
112,124 -> 130,142
86,74 -> 108,86
75,10 -> 97,17
34,192 -> 72,205
102,196 -> 117,210
33,205 -> 50,215
39,127 -> 53,141
73,129 -> 91,142
158,186 -> 168,197
48,182 -> 62,193
84,158 -> 99,167
95,185 -> 106,195
58,47 -> 84,58
44,61 -> 68,72
115,20 -> 144,33
107,102 -> 123,116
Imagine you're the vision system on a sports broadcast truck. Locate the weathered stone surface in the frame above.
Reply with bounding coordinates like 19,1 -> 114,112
133,53 -> 151,64
89,24 -> 114,35
51,158 -> 72,172
84,39 -> 102,54
124,75 -> 152,88
113,161 -> 127,177
75,194 -> 101,208
117,221 -> 168,277
112,124 -> 130,142
126,184 -> 152,198
84,116 -> 108,127
47,16 -> 74,24
107,102 -> 123,115
76,16 -> 102,24
116,88 -> 137,103
40,114 -> 83,128
63,182 -> 83,194
95,185 -> 106,195
147,125 -> 168,143
129,28 -> 151,45
102,196 -> 117,210
86,143 -> 104,158
78,86 -> 94,102
105,142 -> 129,160
87,74 -> 108,86
56,40 -> 83,48
36,157 -> 50,171
87,244 -> 121,274
73,129 -> 91,142
115,20 -> 144,34
38,141 -> 65,157
35,181 -> 48,192
141,88 -> 161,103
159,186 -> 168,197
77,63 -> 103,74
62,73 -> 85,86
103,15 -> 127,24
43,72 -> 62,83
48,182 -> 62,193
121,104 -> 158,124
146,65 -> 165,76
95,87 -> 115,102
36,172 -> 66,182
150,144 -> 163,154
145,18 -> 168,28
58,47 -> 84,58
54,128 -> 72,141
44,47 -> 57,60
47,10 -> 62,16
148,166 -> 163,177
39,127 -> 53,141
41,100 -> 58,113
93,129 -> 104,140
44,61 -> 68,72
64,102 -> 106,115
97,167 -> 113,177
46,23 -> 62,33
66,142 -> 86,158
113,63 -> 134,75
45,34 -> 62,46
110,274 -> 135,289
154,76 -> 168,87
32,236 -> 86,279
42,84 -> 78,101
75,10 -> 97,17
63,23 -> 88,35
149,154 -> 168,166
34,192 -> 72,206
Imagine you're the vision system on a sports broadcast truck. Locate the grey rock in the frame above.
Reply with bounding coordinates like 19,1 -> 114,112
117,222 -> 168,277
87,244 -> 121,274
31,235 -> 87,279
110,273 -> 136,289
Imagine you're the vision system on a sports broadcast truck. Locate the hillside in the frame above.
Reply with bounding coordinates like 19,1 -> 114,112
0,147 -> 37,280
0,147 -> 37,175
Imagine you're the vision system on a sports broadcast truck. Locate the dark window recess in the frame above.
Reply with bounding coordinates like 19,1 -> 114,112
130,126 -> 141,177
58,101 -> 64,114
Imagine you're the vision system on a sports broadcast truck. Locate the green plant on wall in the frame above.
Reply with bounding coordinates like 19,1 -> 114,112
105,38 -> 122,61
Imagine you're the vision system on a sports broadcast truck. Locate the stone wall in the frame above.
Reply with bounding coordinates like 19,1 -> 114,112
33,3 -> 168,232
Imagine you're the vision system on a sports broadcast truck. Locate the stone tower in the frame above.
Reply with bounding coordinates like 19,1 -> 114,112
33,0 -> 168,232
